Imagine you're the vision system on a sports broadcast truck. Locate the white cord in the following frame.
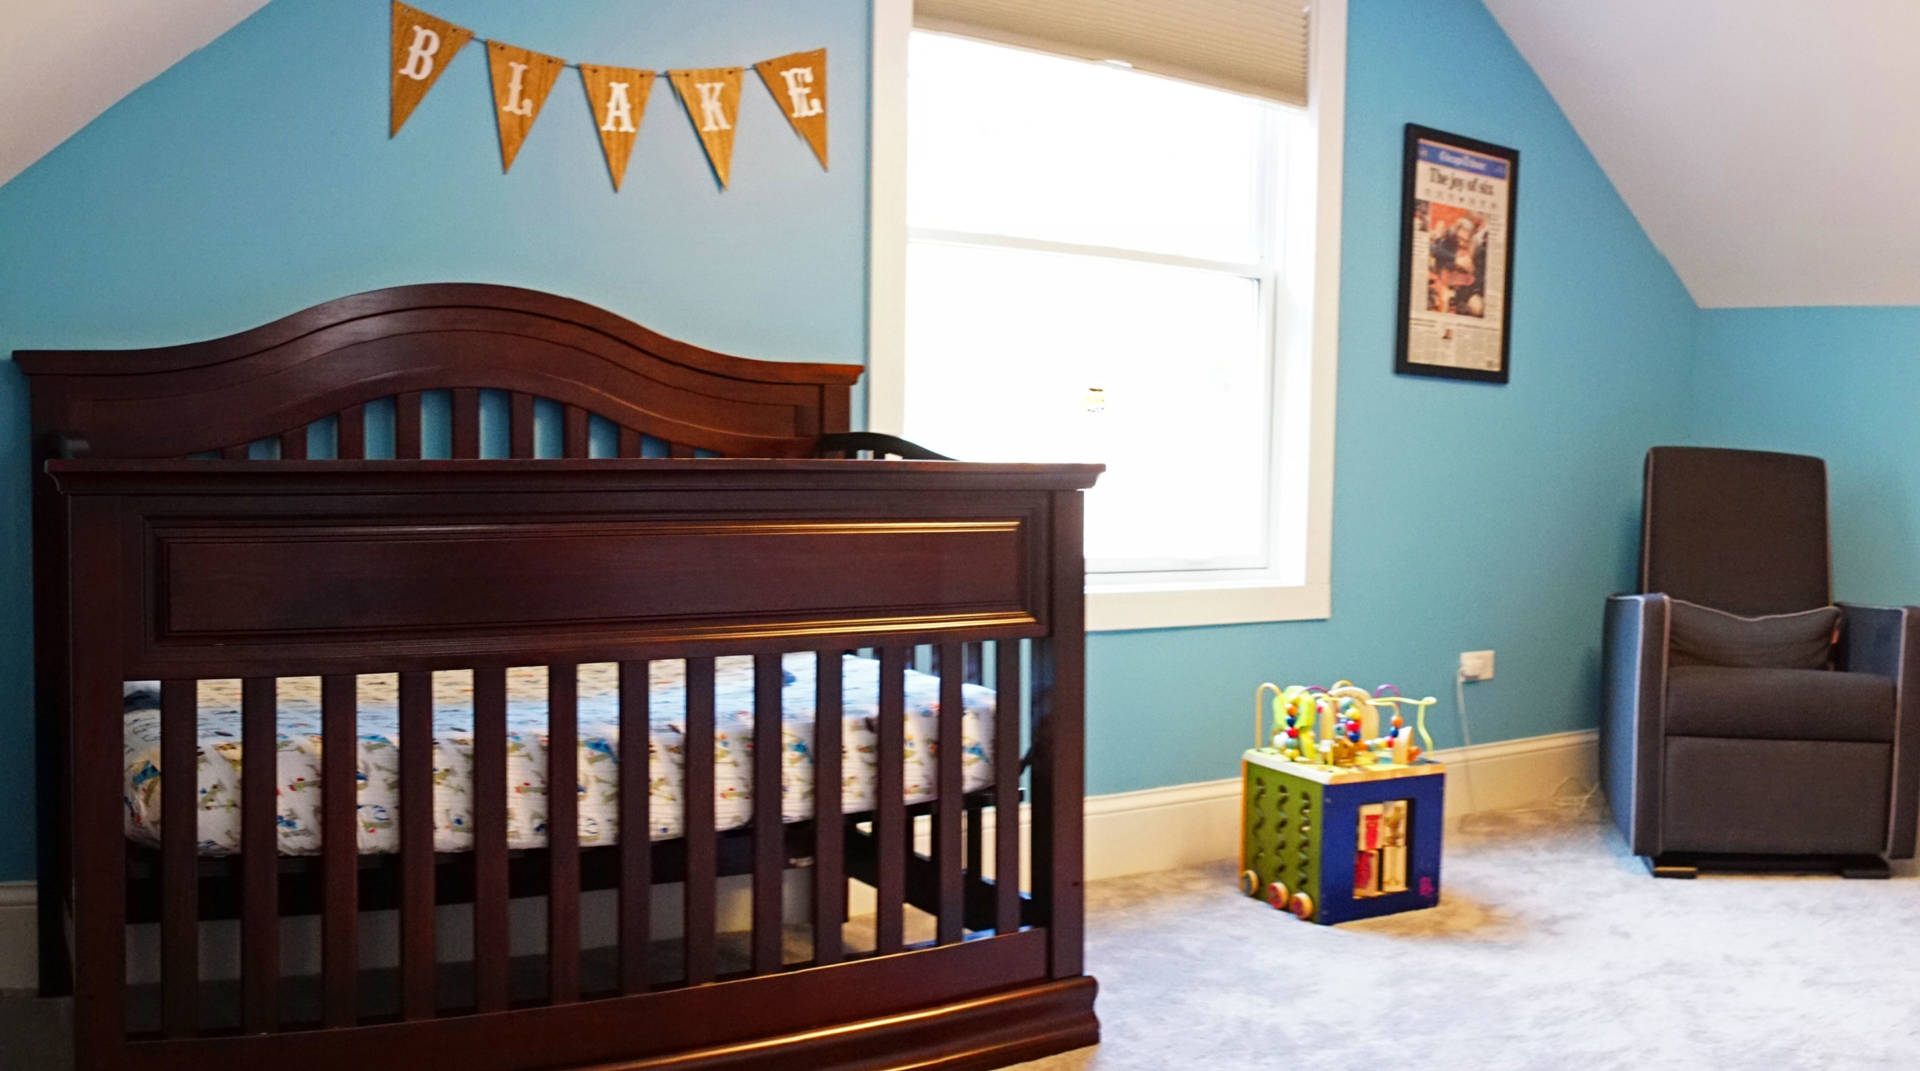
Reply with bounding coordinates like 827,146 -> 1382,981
1453,670 -> 1480,817
1453,669 -> 1603,829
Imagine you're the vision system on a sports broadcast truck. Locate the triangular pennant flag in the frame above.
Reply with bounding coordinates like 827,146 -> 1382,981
390,1 -> 473,137
486,41 -> 567,173
669,68 -> 743,188
754,49 -> 828,169
579,64 -> 656,191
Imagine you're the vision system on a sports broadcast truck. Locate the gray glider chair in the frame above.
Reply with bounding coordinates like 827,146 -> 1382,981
1602,446 -> 1920,877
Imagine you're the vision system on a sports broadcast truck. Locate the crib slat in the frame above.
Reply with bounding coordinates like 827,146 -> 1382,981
398,671 -> 435,1021
395,391 -> 423,459
876,647 -> 907,955
279,427 -> 308,461
812,651 -> 844,966
221,444 -> 247,459
617,660 -> 650,994
618,427 -> 643,457
684,656 -> 717,985
669,442 -> 696,459
995,642 -> 1021,935
240,677 -> 279,1033
548,665 -> 580,1004
473,667 -> 509,1012
510,392 -> 536,458
452,388 -> 481,459
563,404 -> 590,458
936,643 -> 964,945
964,643 -> 985,686
321,674 -> 358,1027
752,656 -> 784,974
337,404 -> 366,460
160,679 -> 198,1037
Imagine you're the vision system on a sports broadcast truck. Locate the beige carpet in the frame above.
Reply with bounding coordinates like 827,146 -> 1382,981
1016,810 -> 1920,1070
7,811 -> 1920,1069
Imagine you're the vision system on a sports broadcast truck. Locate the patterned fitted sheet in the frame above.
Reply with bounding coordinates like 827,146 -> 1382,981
122,654 -> 997,856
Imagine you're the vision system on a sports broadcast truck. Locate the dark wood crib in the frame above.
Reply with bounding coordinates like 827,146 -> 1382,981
22,284 -> 1100,1070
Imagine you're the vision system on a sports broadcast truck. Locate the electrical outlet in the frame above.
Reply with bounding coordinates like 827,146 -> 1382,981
1459,650 -> 1495,681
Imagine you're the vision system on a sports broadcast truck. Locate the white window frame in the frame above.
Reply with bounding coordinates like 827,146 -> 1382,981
867,0 -> 1345,631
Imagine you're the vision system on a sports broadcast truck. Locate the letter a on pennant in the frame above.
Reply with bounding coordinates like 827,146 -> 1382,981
389,1 -> 473,136
579,65 -> 656,191
668,68 -> 743,188
754,49 -> 828,169
486,41 -> 566,173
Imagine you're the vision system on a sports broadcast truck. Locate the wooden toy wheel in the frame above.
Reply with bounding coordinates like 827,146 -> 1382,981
1264,882 -> 1290,910
1289,892 -> 1315,921
1238,870 -> 1261,897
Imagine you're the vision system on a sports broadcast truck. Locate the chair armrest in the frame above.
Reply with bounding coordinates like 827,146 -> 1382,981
1837,602 -> 1920,859
1603,593 -> 1669,856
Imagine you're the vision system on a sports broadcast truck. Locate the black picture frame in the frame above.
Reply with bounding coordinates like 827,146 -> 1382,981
1394,124 -> 1519,384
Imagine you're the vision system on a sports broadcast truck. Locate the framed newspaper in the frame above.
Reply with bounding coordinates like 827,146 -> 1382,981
1395,124 -> 1519,384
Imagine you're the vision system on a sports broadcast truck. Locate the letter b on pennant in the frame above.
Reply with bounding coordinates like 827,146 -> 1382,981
389,2 -> 473,136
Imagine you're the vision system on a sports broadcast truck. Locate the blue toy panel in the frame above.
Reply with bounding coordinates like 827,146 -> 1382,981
1315,772 -> 1445,925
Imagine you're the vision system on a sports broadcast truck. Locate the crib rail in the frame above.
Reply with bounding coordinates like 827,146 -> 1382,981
51,459 -> 1095,1069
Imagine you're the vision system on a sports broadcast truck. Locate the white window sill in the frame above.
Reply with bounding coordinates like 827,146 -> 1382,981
1086,581 -> 1330,631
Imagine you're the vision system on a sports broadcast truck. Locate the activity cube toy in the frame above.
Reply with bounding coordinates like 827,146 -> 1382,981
1238,681 -> 1446,924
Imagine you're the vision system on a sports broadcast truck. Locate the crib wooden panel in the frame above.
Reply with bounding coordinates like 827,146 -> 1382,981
684,657 -> 718,986
812,651 -> 845,966
876,647 -> 907,956
159,680 -> 197,1037
564,405 -> 589,458
617,660 -> 650,994
240,677 -> 279,1033
337,405 -> 366,460
936,643 -> 965,945
510,393 -> 536,458
280,428 -> 307,460
1033,493 -> 1088,979
751,657 -> 784,974
995,643 -> 1023,936
320,674 -> 358,1027
397,671 -> 435,1020
452,388 -> 480,459
395,392 -> 423,459
472,668 -> 510,1013
548,665 -> 581,1005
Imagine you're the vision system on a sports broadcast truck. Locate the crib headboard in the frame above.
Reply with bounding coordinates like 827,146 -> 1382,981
17,282 -> 863,460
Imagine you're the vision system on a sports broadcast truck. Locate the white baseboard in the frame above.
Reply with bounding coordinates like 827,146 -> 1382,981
0,729 -> 1598,992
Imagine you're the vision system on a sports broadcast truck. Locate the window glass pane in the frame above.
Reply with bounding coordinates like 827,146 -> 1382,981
905,241 -> 1269,568
907,32 -> 1271,264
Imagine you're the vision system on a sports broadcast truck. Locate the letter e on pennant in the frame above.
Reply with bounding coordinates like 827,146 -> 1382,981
486,41 -> 567,173
579,65 -> 656,191
754,49 -> 828,169
668,68 -> 743,188
389,1 -> 473,136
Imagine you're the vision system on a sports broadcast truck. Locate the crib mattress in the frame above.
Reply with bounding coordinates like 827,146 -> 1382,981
122,654 -> 997,855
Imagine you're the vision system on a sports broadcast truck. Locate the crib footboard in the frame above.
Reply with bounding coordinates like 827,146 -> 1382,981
49,459 -> 1099,1071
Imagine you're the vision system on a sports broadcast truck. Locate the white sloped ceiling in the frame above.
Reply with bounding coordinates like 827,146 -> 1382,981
1483,0 -> 1920,308
1,0 -> 270,189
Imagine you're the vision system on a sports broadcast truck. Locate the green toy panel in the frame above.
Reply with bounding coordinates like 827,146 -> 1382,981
1242,764 -> 1323,909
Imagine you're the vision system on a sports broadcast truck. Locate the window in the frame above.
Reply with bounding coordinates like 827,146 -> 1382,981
872,4 -> 1344,629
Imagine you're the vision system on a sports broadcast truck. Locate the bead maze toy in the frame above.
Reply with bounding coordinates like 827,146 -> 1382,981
1239,681 -> 1446,924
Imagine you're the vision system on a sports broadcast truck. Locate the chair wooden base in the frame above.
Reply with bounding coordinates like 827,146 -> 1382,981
1644,852 -> 1891,879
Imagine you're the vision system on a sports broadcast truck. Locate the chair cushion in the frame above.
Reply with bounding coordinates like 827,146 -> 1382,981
1668,599 -> 1838,669
1665,665 -> 1895,743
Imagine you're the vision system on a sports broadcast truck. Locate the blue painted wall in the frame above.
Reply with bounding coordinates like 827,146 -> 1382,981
0,0 -> 872,881
1691,309 -> 1920,607
1082,0 -> 1697,794
0,0 -> 1701,879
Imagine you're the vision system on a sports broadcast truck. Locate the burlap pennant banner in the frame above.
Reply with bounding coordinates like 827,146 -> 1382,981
669,68 -> 744,188
579,65 -> 656,190
486,41 -> 567,173
384,5 -> 826,189
389,1 -> 473,136
754,49 -> 827,169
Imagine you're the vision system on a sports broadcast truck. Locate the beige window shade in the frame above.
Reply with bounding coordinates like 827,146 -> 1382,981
915,0 -> 1310,106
